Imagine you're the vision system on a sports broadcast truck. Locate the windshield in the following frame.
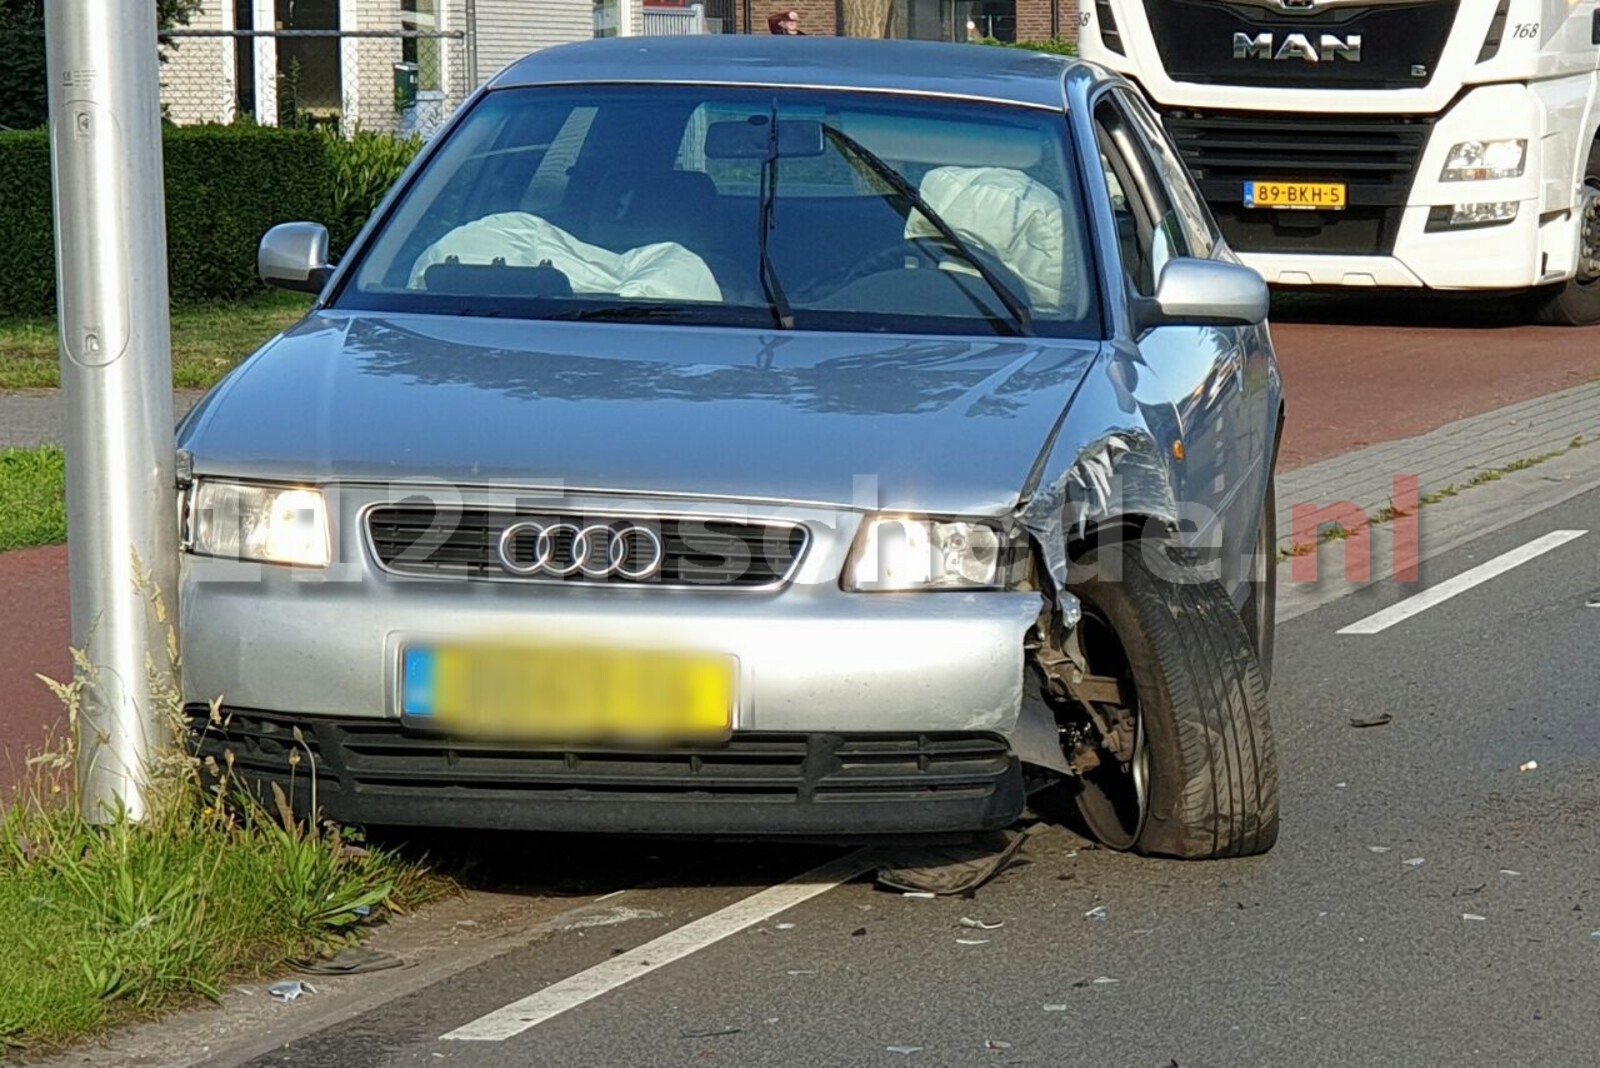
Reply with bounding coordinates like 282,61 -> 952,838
339,85 -> 1099,338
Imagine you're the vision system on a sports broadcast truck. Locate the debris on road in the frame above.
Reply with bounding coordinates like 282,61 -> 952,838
776,923 -> 796,930
887,1044 -> 923,1055
875,827 -> 1036,895
681,1026 -> 742,1038
1349,712 -> 1394,728
786,970 -> 817,976
1335,782 -> 1348,788
292,946 -> 402,976
959,917 -> 1005,930
955,938 -> 991,946
1043,1004 -> 1068,1012
852,927 -> 868,937
1520,760 -> 1539,772
1501,870 -> 1522,877
1367,846 -> 1392,854
1092,976 -> 1120,984
902,892 -> 937,900
1462,913 -> 1488,922
1084,905 -> 1108,921
986,1040 -> 1013,1051
1454,883 -> 1488,897
267,980 -> 315,1002
1402,858 -> 1425,868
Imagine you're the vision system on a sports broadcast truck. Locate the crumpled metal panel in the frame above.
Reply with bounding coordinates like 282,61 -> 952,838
1016,341 -> 1185,609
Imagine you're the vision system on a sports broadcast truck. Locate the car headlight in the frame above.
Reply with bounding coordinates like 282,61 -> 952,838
844,515 -> 1021,591
187,480 -> 331,567
1440,139 -> 1526,181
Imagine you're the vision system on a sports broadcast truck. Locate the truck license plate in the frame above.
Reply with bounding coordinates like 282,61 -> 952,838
1243,181 -> 1347,210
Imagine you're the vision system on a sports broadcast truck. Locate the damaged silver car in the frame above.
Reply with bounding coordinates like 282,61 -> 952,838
178,37 -> 1283,859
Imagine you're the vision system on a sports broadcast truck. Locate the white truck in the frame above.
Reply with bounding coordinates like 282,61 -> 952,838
1078,0 -> 1600,323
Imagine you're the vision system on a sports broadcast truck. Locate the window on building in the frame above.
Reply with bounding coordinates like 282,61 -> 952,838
401,0 -> 442,92
594,0 -> 622,37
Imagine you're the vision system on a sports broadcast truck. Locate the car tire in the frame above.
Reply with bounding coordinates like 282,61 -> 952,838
1531,141 -> 1600,326
1067,538 -> 1280,859
1241,474 -> 1277,687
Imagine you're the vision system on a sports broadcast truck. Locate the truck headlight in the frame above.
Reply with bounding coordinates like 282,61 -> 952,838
187,480 -> 331,567
1441,139 -> 1526,181
843,515 -> 1021,591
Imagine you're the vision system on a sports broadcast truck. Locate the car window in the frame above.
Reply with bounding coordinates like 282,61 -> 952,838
338,86 -> 1101,339
1114,89 -> 1216,258
1092,96 -> 1189,295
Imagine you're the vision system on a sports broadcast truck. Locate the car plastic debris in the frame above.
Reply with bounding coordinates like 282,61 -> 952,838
1367,846 -> 1392,854
959,917 -> 1005,930
1043,1004 -> 1068,1012
1520,760 -> 1539,772
1349,713 -> 1394,728
1402,858 -> 1425,868
786,970 -> 817,976
887,1045 -> 923,1055
986,1040 -> 1013,1051
955,938 -> 991,946
1083,905 -> 1108,921
1092,976 -> 1119,984
1462,913 -> 1488,922
1500,869 -> 1522,877
267,980 -> 315,1002
681,1026 -> 741,1038
776,923 -> 796,930
875,828 -> 1036,895
902,892 -> 937,899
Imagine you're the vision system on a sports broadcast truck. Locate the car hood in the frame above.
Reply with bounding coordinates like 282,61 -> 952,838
179,312 -> 1102,514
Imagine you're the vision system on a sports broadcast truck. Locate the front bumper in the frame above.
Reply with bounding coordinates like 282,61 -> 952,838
179,490 -> 1044,834
188,707 -> 1027,835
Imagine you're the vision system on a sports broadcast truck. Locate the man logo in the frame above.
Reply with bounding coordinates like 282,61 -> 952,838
1232,32 -> 1362,62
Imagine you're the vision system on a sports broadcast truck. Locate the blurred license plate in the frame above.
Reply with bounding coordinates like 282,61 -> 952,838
400,643 -> 735,743
1244,181 -> 1346,210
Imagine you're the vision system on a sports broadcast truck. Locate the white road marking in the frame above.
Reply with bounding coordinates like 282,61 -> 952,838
441,848 -> 879,1042
1337,529 -> 1587,635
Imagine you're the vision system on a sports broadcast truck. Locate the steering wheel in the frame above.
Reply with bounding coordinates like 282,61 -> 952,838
826,236 -> 1034,312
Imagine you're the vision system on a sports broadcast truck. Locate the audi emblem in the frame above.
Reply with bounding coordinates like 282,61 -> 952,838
495,520 -> 664,581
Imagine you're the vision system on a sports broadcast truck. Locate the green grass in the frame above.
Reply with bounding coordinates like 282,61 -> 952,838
0,667 -> 448,1051
0,446 -> 65,552
0,292 -> 312,391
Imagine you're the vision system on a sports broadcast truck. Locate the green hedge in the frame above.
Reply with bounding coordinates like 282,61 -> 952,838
0,124 -> 336,318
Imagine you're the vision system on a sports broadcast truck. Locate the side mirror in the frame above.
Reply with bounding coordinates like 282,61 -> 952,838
1131,258 -> 1268,336
259,222 -> 333,294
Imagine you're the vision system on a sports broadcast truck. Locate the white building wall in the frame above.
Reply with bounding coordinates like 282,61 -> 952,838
159,1 -> 237,125
472,0 -> 596,83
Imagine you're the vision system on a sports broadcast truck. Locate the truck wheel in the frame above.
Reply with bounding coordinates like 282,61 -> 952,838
1533,142 -> 1600,326
1241,474 -> 1277,687
1066,539 -> 1279,859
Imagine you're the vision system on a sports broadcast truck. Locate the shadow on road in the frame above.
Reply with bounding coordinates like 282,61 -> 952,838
1269,288 -> 1535,329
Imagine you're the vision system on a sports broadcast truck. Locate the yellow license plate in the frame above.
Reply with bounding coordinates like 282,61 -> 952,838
1243,181 -> 1347,211
400,643 -> 735,743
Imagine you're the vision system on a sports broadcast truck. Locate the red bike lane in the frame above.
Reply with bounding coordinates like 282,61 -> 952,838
4,311 -> 1599,797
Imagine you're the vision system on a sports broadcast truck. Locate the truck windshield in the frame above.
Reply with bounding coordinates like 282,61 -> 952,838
337,85 -> 1099,339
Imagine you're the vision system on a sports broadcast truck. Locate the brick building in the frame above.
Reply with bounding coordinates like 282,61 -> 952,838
719,0 -> 1078,44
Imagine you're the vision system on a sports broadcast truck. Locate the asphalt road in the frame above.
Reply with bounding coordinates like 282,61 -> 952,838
213,484 -> 1600,1068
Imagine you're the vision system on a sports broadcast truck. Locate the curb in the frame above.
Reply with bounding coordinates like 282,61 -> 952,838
1276,380 -> 1600,552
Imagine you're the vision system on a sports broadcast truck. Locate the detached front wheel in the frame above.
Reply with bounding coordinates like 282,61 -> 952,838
1063,539 -> 1279,859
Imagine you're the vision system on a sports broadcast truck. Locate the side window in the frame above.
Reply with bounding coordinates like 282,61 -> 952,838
1092,97 -> 1189,295
1115,89 -> 1216,258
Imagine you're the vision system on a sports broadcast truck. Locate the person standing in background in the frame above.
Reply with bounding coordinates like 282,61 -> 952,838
768,9 -> 804,33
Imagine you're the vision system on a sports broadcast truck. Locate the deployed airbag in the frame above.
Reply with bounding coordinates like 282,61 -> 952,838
906,167 -> 1075,313
409,212 -> 723,302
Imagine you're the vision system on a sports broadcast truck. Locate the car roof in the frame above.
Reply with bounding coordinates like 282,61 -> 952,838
490,37 -> 1082,111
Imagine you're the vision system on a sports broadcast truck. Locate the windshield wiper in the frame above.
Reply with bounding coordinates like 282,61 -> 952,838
757,101 -> 796,330
818,123 -> 1033,337
542,304 -> 736,324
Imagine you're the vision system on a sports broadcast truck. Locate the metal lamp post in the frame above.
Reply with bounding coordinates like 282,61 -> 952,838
45,0 -> 180,822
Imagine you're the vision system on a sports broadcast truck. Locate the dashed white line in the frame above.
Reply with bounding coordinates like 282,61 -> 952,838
441,848 -> 879,1042
1338,529 -> 1587,635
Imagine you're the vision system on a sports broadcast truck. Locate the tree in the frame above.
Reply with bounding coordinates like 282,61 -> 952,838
0,1 -> 202,130
840,0 -> 894,37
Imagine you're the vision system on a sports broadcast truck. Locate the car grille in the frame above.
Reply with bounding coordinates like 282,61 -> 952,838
365,502 -> 807,589
1161,109 -> 1434,256
187,707 -> 1016,806
1142,0 -> 1461,91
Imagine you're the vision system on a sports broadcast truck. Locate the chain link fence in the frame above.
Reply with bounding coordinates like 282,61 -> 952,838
159,29 -> 469,138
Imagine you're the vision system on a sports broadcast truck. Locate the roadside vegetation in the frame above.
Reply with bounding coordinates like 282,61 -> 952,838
0,445 -> 65,552
0,635 -> 447,1050
0,292 -> 311,392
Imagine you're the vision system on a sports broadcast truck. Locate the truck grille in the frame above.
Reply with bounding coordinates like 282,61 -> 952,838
1142,0 -> 1461,91
365,502 -> 807,589
1161,110 -> 1434,256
